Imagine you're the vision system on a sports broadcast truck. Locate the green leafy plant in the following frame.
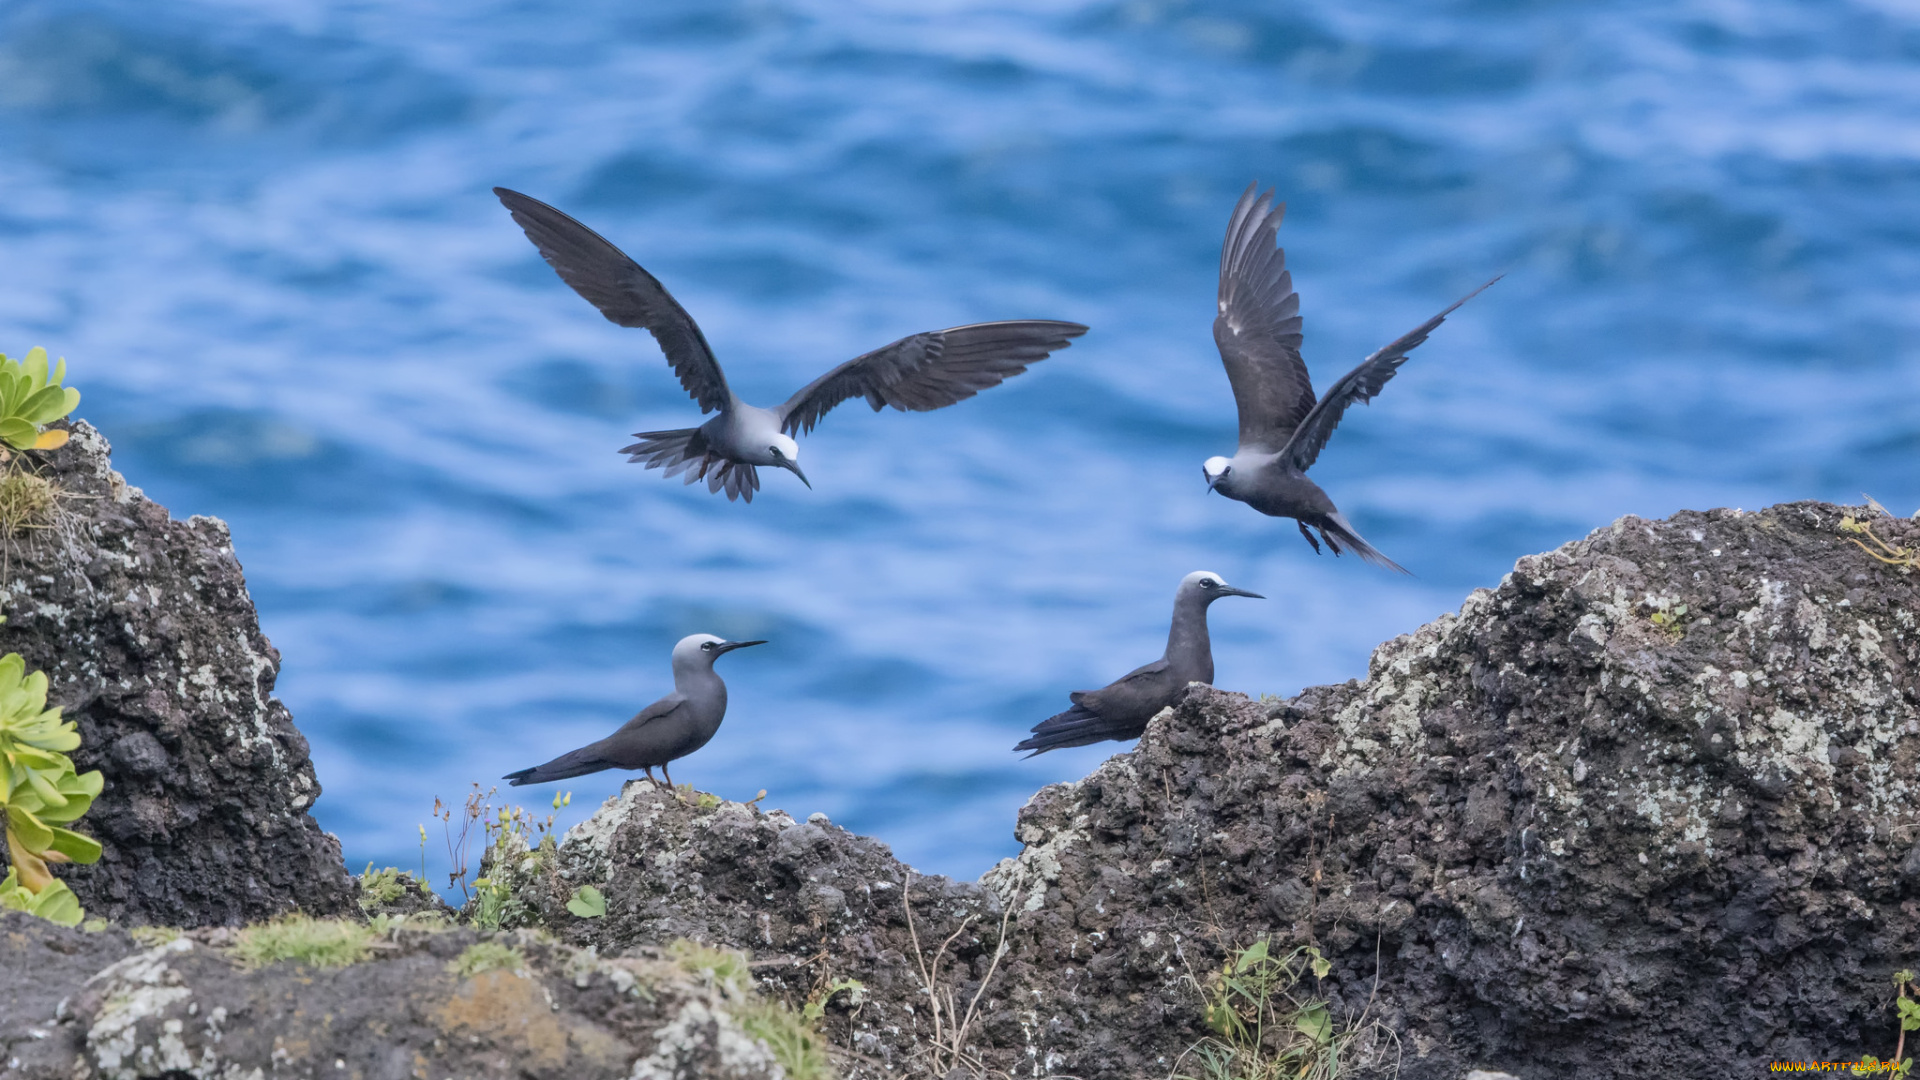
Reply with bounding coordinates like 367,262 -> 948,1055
566,884 -> 606,918
233,914 -> 374,969
1855,970 -> 1920,1076
356,863 -> 433,911
450,940 -> 527,979
803,978 -> 865,1023
1174,939 -> 1393,1080
0,347 -> 79,453
0,652 -> 102,927
1645,597 -> 1690,639
468,875 -> 525,931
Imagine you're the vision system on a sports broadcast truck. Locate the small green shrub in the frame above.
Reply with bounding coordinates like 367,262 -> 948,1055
0,347 -> 79,452
449,940 -> 526,979
233,914 -> 374,969
356,863 -> 433,912
1855,969 -> 1920,1075
1173,939 -> 1392,1080
0,651 -> 103,927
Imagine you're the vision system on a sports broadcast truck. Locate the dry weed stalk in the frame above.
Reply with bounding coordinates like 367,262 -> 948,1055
901,869 -> 1015,1077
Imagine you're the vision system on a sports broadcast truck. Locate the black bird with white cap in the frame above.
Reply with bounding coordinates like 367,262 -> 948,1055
1016,571 -> 1262,756
495,187 -> 1088,501
505,633 -> 763,789
1203,183 -> 1499,573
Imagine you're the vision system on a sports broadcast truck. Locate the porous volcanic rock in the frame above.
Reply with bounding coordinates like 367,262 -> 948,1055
496,500 -> 1920,1079
485,787 -> 1008,1073
984,500 -> 1920,1078
0,910 -> 786,1080
0,421 -> 352,925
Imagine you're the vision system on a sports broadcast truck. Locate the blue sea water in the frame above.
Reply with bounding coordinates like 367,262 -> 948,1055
0,0 -> 1915,887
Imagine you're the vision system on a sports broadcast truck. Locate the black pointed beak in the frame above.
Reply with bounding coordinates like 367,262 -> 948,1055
714,639 -> 767,655
1219,586 -> 1264,600
782,459 -> 811,489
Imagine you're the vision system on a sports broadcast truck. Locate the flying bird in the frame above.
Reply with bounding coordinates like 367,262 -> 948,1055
1202,183 -> 1499,573
1015,571 -> 1262,756
495,187 -> 1088,500
504,634 -> 763,789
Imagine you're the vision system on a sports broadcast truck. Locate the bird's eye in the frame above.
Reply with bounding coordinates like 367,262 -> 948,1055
1201,579 -> 1218,589
768,446 -> 783,458
701,641 -> 716,651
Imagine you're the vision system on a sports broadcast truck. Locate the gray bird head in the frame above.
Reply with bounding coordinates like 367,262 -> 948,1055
1202,456 -> 1233,494
1178,569 -> 1263,603
672,633 -> 767,672
747,433 -> 809,489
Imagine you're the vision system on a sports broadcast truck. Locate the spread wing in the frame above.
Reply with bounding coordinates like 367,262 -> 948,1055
1214,184 -> 1314,454
1281,275 -> 1502,473
778,320 -> 1087,436
495,187 -> 731,414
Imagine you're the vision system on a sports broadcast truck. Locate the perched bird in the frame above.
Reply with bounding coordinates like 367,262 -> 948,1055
1202,183 -> 1500,573
1015,571 -> 1262,756
504,634 -> 764,789
494,188 -> 1088,500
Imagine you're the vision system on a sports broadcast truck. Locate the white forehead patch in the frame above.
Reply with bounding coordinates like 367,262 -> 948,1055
673,633 -> 726,659
1202,456 -> 1231,478
1181,570 -> 1224,588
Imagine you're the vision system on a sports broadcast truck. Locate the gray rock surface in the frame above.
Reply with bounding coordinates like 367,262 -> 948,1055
0,910 -> 785,1080
496,500 -> 1920,1078
0,421 -> 352,925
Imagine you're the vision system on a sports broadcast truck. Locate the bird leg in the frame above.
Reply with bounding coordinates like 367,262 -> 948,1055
1318,525 -> 1346,557
1297,519 -> 1323,555
643,766 -> 659,785
660,762 -> 677,793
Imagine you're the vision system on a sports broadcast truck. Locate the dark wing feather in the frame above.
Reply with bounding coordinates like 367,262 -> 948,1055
1281,275 -> 1502,473
1214,184 -> 1315,454
494,187 -> 731,413
778,320 -> 1087,436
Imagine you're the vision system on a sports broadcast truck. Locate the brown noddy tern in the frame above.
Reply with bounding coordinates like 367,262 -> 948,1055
494,187 -> 1088,501
1015,571 -> 1262,756
504,634 -> 764,789
1203,183 -> 1500,572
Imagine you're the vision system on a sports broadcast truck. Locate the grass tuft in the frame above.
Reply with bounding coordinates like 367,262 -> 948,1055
449,940 -> 526,979
0,468 -> 56,539
233,914 -> 374,969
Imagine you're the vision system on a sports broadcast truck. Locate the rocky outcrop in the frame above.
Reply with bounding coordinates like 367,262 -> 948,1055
0,422 -> 352,925
485,786 -> 1006,1073
0,911 -> 787,1080
7,425 -> 1916,1080
495,500 -> 1920,1078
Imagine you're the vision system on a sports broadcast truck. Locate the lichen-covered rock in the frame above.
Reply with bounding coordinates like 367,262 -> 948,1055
0,421 -> 352,925
0,910 -> 788,1080
488,785 -> 1009,1073
984,501 -> 1920,1078
502,500 -> 1919,1079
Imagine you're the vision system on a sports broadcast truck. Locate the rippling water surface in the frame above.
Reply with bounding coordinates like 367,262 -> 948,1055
1,0 -> 1915,883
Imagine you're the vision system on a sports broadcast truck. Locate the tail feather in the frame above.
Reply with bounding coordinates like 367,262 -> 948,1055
1015,702 -> 1130,757
620,428 -> 762,503
1321,510 -> 1408,574
504,745 -> 615,786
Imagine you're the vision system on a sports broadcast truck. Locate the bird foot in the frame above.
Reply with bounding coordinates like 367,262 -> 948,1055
1318,527 -> 1345,557
1297,520 -> 1323,555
